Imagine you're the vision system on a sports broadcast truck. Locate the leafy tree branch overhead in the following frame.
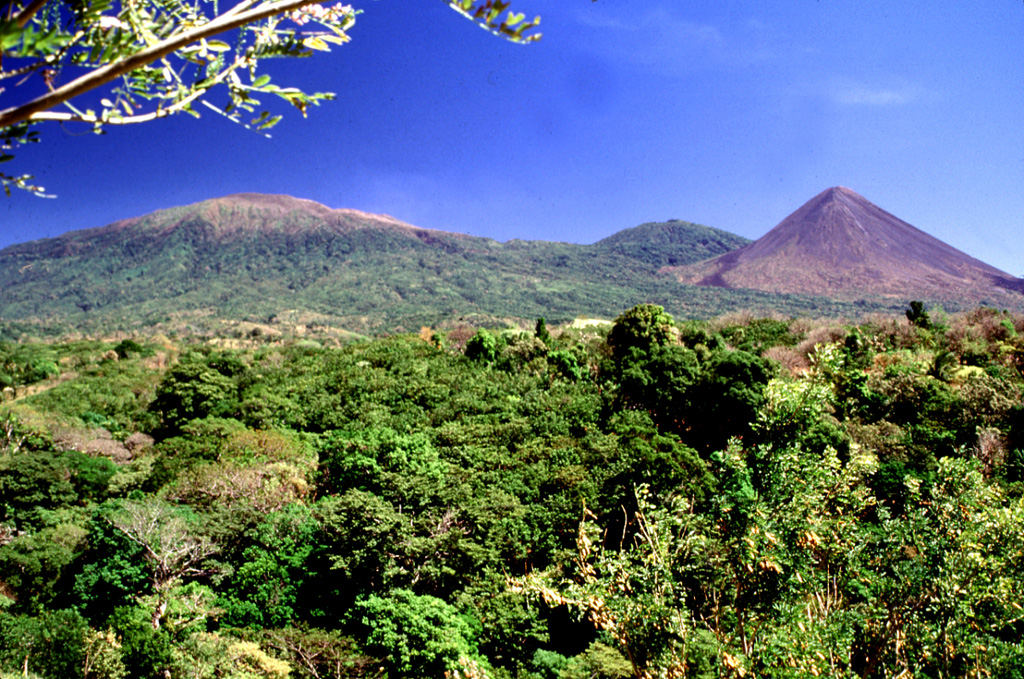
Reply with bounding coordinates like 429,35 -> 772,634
0,0 -> 545,196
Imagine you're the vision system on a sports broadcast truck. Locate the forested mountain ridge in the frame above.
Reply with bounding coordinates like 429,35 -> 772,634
2,305 -> 1024,678
2,194 -> 896,338
593,219 -> 751,267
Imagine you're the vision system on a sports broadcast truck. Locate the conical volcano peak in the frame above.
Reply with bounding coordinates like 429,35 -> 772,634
741,186 -> 917,263
802,186 -> 874,214
667,187 -> 1023,303
792,186 -> 872,220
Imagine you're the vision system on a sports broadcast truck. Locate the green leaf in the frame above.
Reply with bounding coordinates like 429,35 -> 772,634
257,115 -> 282,131
302,36 -> 330,51
0,19 -> 21,51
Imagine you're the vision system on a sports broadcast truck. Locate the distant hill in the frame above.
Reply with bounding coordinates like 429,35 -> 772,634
2,194 -> 865,336
594,220 -> 751,267
669,186 -> 1024,306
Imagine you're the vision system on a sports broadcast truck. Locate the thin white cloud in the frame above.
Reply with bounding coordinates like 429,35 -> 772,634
570,5 -> 813,79
571,7 -> 734,75
832,83 -> 923,107
574,8 -> 722,44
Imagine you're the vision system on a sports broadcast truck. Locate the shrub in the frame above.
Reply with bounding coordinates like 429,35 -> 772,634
349,590 -> 479,678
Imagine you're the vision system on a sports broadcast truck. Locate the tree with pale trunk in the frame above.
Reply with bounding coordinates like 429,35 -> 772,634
107,498 -> 216,629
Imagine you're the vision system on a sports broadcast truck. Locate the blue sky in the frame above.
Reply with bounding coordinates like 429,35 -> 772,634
3,1 -> 1023,276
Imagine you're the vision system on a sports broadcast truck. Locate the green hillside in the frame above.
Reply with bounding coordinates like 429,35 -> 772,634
593,219 -> 752,267
0,195 -> 895,338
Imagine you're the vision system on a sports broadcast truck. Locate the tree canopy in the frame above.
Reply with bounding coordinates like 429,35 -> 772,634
3,304 -> 1024,677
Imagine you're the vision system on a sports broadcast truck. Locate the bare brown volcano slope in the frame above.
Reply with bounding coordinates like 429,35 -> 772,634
669,187 -> 1023,302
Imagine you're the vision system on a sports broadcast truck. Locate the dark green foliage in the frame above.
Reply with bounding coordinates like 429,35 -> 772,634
349,589 -> 479,678
145,417 -> 247,491
593,219 -> 751,267
465,329 -> 498,363
867,369 -> 976,468
217,505 -> 316,629
318,427 -> 443,496
0,525 -> 84,615
547,349 -> 585,382
870,460 -> 931,516
906,300 -> 933,329
151,358 -> 240,432
0,608 -> 88,679
607,303 -> 677,362
107,605 -> 176,679
796,415 -> 851,458
64,451 -> 118,501
306,489 -> 410,610
614,343 -> 700,434
1,308 -> 1023,679
1004,405 -> 1024,456
458,574 -> 551,671
718,317 -> 800,354
71,510 -> 150,624
535,317 -> 551,346
675,321 -> 725,354
833,363 -> 884,421
687,349 -> 773,452
709,443 -> 757,532
1004,447 -> 1024,486
602,411 -> 714,507
113,339 -> 153,360
0,449 -> 78,530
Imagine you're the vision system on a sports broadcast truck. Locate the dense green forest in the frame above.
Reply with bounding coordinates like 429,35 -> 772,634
1,305 -> 1023,678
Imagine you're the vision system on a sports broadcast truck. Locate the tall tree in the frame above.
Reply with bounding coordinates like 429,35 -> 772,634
108,499 -> 216,629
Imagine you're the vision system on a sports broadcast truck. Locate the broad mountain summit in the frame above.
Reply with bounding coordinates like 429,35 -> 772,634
1,193 -> 780,335
669,186 -> 1023,303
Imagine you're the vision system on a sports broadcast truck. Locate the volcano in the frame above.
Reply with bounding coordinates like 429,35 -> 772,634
668,187 -> 1023,303
0,193 -> 778,333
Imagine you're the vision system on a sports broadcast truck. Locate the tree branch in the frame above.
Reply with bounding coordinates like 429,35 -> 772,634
25,59 -> 236,125
0,0 -> 327,129
14,0 -> 49,28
